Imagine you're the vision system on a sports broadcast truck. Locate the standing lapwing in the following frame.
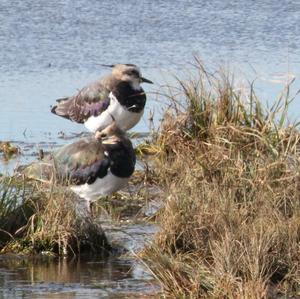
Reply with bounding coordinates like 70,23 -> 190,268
22,123 -> 136,210
51,64 -> 153,132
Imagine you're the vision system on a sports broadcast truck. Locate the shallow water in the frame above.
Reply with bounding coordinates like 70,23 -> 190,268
0,207 -> 159,299
1,0 -> 300,297
1,0 -> 300,146
0,254 -> 158,299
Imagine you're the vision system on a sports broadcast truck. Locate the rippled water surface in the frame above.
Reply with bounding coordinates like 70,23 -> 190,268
1,0 -> 300,297
1,0 -> 300,143
0,254 -> 158,299
1,0 -> 300,171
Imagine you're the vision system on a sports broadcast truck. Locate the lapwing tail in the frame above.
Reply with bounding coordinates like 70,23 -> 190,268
51,97 -> 70,116
50,98 -> 74,121
51,104 -> 58,114
51,104 -> 73,121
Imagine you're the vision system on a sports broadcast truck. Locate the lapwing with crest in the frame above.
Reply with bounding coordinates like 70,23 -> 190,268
51,64 -> 153,132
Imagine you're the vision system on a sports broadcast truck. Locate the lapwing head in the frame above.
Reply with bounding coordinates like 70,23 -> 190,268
95,122 -> 126,144
102,64 -> 153,90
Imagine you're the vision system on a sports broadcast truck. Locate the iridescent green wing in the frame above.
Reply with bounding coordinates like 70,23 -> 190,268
52,138 -> 111,185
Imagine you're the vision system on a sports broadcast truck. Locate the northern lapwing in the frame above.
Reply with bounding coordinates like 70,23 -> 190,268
51,64 -> 153,132
22,123 -> 136,210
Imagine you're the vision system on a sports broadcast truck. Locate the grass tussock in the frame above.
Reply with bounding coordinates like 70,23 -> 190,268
141,59 -> 300,298
0,176 -> 109,256
0,141 -> 19,160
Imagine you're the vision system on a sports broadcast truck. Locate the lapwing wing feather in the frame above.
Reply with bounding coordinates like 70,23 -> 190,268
51,81 -> 111,123
52,138 -> 110,185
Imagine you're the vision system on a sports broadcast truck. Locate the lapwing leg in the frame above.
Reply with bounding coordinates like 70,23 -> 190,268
89,201 -> 94,217
73,196 -> 91,219
85,198 -> 92,214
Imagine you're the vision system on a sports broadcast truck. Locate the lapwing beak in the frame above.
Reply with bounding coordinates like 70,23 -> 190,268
95,131 -> 103,140
140,77 -> 153,84
95,131 -> 110,141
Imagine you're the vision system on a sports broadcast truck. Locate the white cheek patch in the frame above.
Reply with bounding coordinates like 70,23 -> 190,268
131,80 -> 142,91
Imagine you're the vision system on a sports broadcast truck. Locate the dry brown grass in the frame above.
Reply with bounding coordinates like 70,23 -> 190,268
0,176 -> 109,256
141,59 -> 300,298
0,141 -> 19,160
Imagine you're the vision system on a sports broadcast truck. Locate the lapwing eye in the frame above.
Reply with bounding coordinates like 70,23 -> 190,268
128,70 -> 139,77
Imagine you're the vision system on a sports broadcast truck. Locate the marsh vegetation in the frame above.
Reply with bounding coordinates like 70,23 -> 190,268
140,59 -> 300,298
1,59 -> 300,298
0,176 -> 109,255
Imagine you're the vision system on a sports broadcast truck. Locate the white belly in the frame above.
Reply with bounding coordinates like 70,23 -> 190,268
84,93 -> 144,132
70,171 -> 129,202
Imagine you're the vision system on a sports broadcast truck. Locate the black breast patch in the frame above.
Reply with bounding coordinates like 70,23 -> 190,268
111,81 -> 146,113
103,140 -> 136,178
